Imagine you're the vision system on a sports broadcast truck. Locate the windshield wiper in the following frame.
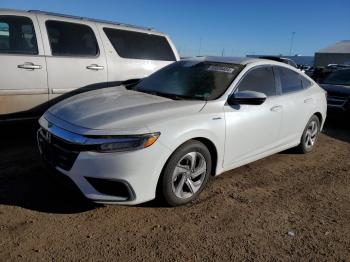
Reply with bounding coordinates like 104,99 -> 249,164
137,90 -> 204,101
122,79 -> 141,90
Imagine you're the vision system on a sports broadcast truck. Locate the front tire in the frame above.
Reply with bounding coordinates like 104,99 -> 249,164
159,140 -> 212,206
296,115 -> 321,153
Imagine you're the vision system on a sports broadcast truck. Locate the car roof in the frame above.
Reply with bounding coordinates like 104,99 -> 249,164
182,56 -> 296,66
183,56 -> 263,65
258,56 -> 291,62
0,8 -> 157,33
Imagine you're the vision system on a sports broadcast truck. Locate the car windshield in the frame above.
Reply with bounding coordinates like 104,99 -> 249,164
132,60 -> 243,100
322,69 -> 350,86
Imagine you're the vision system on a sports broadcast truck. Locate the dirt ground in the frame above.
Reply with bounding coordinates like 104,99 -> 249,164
0,115 -> 349,261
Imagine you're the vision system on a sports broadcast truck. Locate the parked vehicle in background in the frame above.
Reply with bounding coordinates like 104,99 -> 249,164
258,56 -> 298,68
37,57 -> 327,206
326,64 -> 350,70
320,68 -> 350,113
0,9 -> 179,120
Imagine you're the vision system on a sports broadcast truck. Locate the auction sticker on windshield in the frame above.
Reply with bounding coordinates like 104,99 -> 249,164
207,65 -> 235,73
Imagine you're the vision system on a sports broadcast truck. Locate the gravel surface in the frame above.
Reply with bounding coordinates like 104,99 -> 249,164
0,116 -> 349,261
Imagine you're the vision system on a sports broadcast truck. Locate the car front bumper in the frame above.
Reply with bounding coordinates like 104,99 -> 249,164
37,125 -> 172,205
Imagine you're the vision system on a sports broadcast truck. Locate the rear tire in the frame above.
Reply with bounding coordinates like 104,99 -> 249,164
296,115 -> 320,154
158,140 -> 212,206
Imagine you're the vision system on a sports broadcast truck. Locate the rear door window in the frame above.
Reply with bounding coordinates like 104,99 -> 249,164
0,16 -> 38,55
278,67 -> 304,93
301,75 -> 312,89
46,20 -> 99,57
103,28 -> 176,61
237,66 -> 277,96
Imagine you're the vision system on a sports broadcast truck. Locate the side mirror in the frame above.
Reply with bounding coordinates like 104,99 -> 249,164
227,90 -> 267,106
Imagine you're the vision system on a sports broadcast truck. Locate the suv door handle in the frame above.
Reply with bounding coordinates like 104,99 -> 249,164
270,105 -> 282,112
86,64 -> 104,71
18,62 -> 42,70
304,98 -> 313,103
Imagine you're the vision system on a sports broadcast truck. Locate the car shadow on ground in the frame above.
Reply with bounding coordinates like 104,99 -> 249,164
0,121 -> 99,214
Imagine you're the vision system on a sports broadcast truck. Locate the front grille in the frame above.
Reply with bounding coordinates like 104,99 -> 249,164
37,128 -> 79,171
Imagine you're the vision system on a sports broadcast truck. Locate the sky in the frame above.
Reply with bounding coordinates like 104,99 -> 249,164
1,0 -> 349,57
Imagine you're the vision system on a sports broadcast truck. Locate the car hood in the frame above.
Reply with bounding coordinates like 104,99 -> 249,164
46,86 -> 206,134
320,84 -> 350,96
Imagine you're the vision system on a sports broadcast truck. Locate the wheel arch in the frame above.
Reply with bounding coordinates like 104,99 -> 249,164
314,112 -> 323,124
162,136 -> 220,176
191,137 -> 218,177
155,136 -> 220,197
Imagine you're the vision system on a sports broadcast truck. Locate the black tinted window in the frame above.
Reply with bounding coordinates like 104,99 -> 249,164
278,67 -> 304,93
322,69 -> 350,86
0,16 -> 38,55
237,66 -> 276,96
104,28 -> 176,61
46,21 -> 98,56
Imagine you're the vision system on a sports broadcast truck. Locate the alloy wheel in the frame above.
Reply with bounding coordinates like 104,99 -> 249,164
304,120 -> 319,150
171,152 -> 207,199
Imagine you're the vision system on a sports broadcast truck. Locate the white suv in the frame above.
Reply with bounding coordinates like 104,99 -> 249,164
0,9 -> 179,120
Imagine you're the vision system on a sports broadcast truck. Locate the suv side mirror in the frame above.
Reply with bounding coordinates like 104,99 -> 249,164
227,90 -> 267,106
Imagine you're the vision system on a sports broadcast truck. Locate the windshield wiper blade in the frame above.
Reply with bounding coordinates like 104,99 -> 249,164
137,90 -> 197,100
136,89 -> 205,101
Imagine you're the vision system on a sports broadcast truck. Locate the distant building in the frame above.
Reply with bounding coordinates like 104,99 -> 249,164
315,40 -> 350,67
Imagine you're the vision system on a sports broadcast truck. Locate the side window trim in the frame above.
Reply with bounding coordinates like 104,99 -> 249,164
0,15 -> 39,55
275,66 -> 306,95
232,65 -> 278,97
273,66 -> 283,96
300,74 -> 312,89
45,20 -> 100,58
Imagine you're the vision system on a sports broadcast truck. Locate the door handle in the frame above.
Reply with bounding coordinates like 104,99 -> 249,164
86,64 -> 104,71
270,105 -> 282,112
18,62 -> 42,70
304,98 -> 313,103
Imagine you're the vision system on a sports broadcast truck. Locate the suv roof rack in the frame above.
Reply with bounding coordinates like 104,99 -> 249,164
28,10 -> 155,31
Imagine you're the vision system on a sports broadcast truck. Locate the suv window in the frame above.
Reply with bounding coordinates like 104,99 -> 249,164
103,28 -> 176,61
0,16 -> 38,55
278,67 -> 304,93
46,21 -> 99,57
237,66 -> 276,96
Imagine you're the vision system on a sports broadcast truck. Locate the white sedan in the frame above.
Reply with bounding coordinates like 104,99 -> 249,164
37,57 -> 327,206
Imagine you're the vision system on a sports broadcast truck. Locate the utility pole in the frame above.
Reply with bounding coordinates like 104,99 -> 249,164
221,48 -> 225,56
289,32 -> 296,56
198,37 -> 202,56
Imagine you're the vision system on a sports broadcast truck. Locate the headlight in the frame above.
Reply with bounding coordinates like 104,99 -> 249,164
89,132 -> 160,153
